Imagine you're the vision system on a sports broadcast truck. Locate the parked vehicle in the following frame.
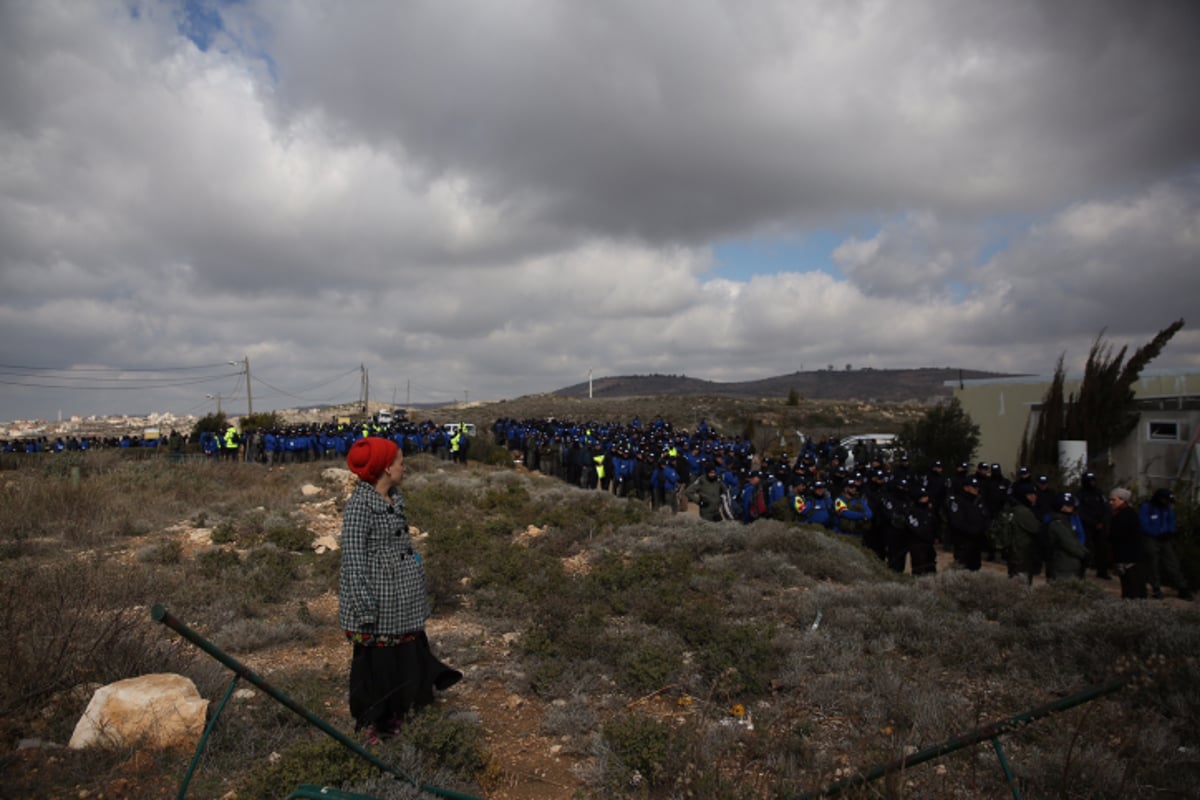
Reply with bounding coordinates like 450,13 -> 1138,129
375,408 -> 407,425
840,433 -> 898,469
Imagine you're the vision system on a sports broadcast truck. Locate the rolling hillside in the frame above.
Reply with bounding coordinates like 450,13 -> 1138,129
552,367 -> 1018,403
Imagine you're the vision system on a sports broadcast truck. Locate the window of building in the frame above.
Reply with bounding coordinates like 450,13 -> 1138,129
1147,421 -> 1180,442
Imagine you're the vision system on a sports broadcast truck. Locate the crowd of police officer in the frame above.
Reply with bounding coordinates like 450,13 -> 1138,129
1,431 -> 189,453
490,414 -> 1193,592
10,410 -> 1190,596
203,419 -> 472,464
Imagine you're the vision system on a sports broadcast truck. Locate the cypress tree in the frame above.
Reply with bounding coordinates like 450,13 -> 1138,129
1023,319 -> 1184,471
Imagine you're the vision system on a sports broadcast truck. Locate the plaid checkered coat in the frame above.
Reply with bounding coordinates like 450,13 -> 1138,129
337,480 -> 430,635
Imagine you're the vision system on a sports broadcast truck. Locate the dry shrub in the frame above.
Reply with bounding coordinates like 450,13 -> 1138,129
541,695 -> 600,739
136,537 -> 183,564
0,557 -> 217,719
1,458 -> 331,549
213,617 -> 321,654
598,711 -> 689,792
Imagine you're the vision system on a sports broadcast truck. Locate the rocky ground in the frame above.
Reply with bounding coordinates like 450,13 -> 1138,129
5,468 -> 1192,800
219,479 -> 1194,799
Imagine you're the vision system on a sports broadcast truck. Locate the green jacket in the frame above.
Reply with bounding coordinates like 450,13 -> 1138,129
1046,512 -> 1088,580
1006,503 -> 1043,577
686,475 -> 725,522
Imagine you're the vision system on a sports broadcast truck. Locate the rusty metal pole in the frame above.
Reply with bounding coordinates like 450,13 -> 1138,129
793,672 -> 1134,799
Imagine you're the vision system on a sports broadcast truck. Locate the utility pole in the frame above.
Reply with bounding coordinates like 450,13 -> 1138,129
207,393 -> 222,415
589,369 -> 593,399
228,358 -> 252,416
244,356 -> 252,416
360,365 -> 369,416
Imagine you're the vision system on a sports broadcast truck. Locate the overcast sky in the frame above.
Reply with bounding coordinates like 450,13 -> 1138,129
2,0 -> 1199,422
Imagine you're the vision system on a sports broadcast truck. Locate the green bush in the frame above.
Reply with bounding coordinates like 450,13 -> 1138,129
1172,495 -> 1200,588
394,706 -> 487,778
614,639 -> 682,693
196,547 -> 243,579
135,538 -> 183,565
243,545 -> 298,604
584,550 -> 691,621
266,524 -> 314,552
687,619 -> 778,698
897,396 -> 980,473
471,539 -> 570,618
211,521 -> 236,544
480,479 -> 531,512
520,604 -> 610,696
307,549 -> 342,593
236,735 -> 376,799
541,697 -> 599,738
601,712 -> 688,791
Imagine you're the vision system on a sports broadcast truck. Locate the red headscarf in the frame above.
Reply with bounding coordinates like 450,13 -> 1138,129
346,437 -> 398,483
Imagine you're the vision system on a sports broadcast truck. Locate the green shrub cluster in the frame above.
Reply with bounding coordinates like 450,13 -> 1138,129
190,543 -> 301,610
135,537 -> 183,565
266,523 -> 315,552
391,706 -> 487,778
236,735 -> 376,799
600,712 -> 689,791
210,520 -> 237,544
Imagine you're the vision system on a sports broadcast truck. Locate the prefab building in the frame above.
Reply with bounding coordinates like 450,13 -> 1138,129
952,370 -> 1200,498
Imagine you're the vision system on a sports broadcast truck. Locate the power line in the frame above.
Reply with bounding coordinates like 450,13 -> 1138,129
254,367 -> 361,396
249,367 -> 364,406
0,362 -> 243,391
0,373 -> 240,390
0,362 -> 233,373
252,376 -> 346,405
2,361 -> 411,414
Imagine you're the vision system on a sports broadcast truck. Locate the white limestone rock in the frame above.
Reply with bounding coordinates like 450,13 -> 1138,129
69,673 -> 208,752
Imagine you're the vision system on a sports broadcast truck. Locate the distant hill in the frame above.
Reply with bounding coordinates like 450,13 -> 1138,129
553,368 -> 1020,403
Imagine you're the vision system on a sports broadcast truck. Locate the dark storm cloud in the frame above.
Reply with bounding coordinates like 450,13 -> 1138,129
254,0 -> 1200,239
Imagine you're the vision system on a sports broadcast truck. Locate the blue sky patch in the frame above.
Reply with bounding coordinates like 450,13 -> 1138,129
712,227 -> 879,282
179,0 -> 226,52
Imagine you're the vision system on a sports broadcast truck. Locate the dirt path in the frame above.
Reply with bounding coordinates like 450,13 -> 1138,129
238,595 -> 588,799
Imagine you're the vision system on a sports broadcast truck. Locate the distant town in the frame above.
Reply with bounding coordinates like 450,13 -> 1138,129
0,401 -> 413,441
1,411 -> 200,441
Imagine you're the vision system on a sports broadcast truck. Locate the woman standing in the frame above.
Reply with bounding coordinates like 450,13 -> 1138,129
1109,487 -> 1147,599
338,437 -> 461,742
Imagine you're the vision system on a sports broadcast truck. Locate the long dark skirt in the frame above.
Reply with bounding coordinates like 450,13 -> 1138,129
1118,561 -> 1148,599
348,631 -> 461,730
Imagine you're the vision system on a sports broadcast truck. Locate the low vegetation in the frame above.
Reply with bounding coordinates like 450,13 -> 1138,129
1,418 -> 1199,798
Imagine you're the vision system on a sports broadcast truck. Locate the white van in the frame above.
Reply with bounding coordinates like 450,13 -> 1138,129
442,422 -> 477,437
840,433 -> 899,469
375,408 -> 407,425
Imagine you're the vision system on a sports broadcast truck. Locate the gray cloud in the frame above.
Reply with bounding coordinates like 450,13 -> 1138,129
1,0 -> 1198,421
253,0 -> 1200,235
